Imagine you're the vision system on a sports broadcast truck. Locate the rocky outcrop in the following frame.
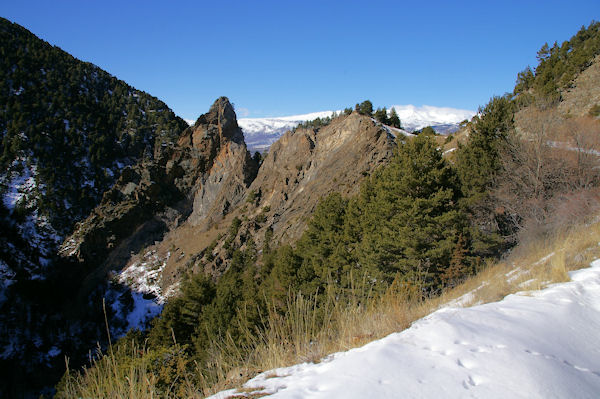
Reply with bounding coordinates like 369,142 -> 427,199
248,112 -> 394,243
559,55 -> 600,117
59,97 -> 258,277
176,112 -> 396,279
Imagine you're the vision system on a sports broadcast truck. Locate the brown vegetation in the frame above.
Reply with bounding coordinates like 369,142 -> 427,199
497,109 -> 600,239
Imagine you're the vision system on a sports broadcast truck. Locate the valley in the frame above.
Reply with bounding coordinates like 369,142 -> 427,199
1,13 -> 600,399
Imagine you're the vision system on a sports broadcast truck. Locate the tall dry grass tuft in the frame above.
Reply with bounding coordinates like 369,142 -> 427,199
56,343 -> 159,399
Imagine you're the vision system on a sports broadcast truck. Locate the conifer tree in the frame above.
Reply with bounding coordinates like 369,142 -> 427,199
358,100 -> 373,116
388,107 -> 402,129
455,95 -> 514,202
374,107 -> 389,124
353,135 -> 466,292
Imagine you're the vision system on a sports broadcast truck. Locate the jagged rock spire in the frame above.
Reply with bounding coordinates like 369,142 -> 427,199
195,96 -> 244,144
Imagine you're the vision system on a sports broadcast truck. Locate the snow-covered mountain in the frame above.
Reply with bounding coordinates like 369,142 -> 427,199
390,104 -> 475,133
233,105 -> 475,152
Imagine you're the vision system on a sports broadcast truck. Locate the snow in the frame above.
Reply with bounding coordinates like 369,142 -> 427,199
47,346 -> 61,358
106,248 -> 171,333
238,111 -> 338,152
117,250 -> 170,303
374,119 -> 415,139
388,104 -> 475,132
443,282 -> 487,308
211,259 -> 600,399
547,141 -> 600,156
1,160 -> 37,211
125,292 -> 163,331
533,252 -> 555,266
0,158 -> 62,275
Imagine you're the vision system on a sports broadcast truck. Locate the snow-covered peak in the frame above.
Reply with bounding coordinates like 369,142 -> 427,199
389,104 -> 475,132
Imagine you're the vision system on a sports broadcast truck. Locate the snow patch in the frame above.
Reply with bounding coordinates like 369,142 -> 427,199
47,346 -> 61,358
126,292 -> 163,331
118,250 -> 170,303
1,159 -> 37,211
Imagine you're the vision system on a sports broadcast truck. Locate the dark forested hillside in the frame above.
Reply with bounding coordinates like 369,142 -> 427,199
0,17 -> 187,397
0,16 -> 187,233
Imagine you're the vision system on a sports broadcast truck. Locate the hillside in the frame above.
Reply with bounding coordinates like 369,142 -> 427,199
0,16 -> 187,286
0,17 -> 187,397
66,103 -> 398,336
212,255 -> 600,399
55,21 -> 600,399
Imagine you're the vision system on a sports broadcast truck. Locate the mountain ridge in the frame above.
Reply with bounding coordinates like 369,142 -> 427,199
236,105 -> 475,152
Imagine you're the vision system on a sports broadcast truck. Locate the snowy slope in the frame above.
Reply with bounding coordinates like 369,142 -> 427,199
212,259 -> 600,399
234,106 -> 475,152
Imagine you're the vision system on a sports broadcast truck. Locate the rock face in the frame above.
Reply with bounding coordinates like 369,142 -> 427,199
559,55 -> 600,116
59,97 -> 258,279
173,112 -> 397,280
248,112 -> 394,243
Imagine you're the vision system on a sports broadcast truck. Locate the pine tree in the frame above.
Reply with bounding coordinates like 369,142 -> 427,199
388,107 -> 401,129
353,135 -> 466,292
358,100 -> 373,116
455,95 -> 514,201
374,107 -> 389,124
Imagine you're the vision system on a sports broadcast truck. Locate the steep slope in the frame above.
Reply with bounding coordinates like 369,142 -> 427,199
212,258 -> 600,399
60,97 -> 258,305
246,112 -> 394,244
558,54 -> 600,116
120,111 -> 396,301
0,16 -> 186,295
0,17 -> 187,396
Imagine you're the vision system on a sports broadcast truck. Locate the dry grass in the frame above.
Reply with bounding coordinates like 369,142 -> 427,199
57,344 -> 159,399
60,216 -> 600,398
204,215 -> 600,397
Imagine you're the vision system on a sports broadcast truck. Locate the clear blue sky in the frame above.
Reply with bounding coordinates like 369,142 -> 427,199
2,1 -> 599,119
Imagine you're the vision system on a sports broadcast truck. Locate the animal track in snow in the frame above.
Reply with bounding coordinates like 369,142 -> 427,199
463,374 -> 486,389
457,358 -> 476,369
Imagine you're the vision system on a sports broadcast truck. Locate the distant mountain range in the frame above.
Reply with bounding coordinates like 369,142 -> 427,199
219,105 -> 474,152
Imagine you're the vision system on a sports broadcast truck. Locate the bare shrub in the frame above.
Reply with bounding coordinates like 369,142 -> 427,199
495,109 -> 600,239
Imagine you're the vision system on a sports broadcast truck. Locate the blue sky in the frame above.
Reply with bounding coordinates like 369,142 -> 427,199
2,1 -> 599,119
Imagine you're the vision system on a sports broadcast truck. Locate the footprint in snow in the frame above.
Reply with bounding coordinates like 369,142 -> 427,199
463,374 -> 486,389
457,358 -> 477,369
